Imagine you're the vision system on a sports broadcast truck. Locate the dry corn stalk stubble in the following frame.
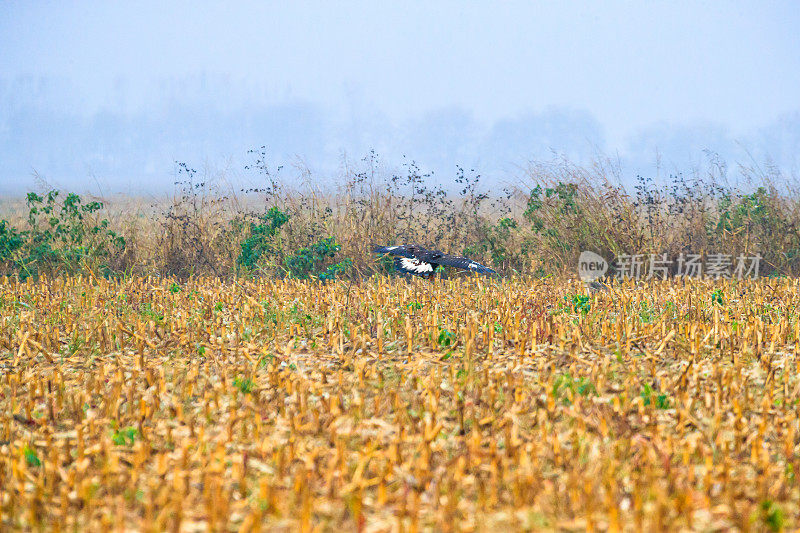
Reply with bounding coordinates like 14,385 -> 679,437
1,275 -> 799,531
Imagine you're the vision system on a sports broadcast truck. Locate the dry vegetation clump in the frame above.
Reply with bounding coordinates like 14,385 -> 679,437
1,274 -> 799,530
3,152 -> 799,280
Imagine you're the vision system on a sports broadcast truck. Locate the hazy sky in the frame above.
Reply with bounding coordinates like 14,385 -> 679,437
1,1 -> 799,193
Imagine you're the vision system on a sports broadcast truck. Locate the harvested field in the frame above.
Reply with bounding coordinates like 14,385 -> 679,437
1,275 -> 799,531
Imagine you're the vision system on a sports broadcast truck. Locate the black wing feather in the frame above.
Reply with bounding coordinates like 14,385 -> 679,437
372,244 -> 417,259
434,254 -> 497,274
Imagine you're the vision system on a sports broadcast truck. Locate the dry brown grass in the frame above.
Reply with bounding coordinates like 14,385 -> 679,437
1,274 -> 799,530
3,155 -> 799,281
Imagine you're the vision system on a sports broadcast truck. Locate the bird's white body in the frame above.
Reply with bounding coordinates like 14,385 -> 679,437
399,257 -> 435,274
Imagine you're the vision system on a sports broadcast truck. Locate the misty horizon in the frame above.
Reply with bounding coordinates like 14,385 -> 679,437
1,2 -> 799,195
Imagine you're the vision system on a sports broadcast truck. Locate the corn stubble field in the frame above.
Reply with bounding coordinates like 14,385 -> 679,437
1,274 -> 799,531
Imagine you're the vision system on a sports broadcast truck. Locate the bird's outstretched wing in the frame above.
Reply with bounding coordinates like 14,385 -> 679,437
434,254 -> 497,274
372,244 -> 417,259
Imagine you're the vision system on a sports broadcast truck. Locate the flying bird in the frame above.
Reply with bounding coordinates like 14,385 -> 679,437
373,244 -> 497,278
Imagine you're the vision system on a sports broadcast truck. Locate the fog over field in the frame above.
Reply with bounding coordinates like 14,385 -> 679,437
1,1 -> 799,194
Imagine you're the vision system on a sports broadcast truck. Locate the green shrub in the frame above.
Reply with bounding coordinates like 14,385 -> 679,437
715,187 -> 773,234
284,236 -> 351,280
237,207 -> 289,269
522,182 -> 589,270
463,216 -> 519,269
0,191 -> 126,279
0,220 -> 24,262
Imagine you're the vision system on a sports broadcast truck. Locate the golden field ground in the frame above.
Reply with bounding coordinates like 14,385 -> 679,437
1,275 -> 799,531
